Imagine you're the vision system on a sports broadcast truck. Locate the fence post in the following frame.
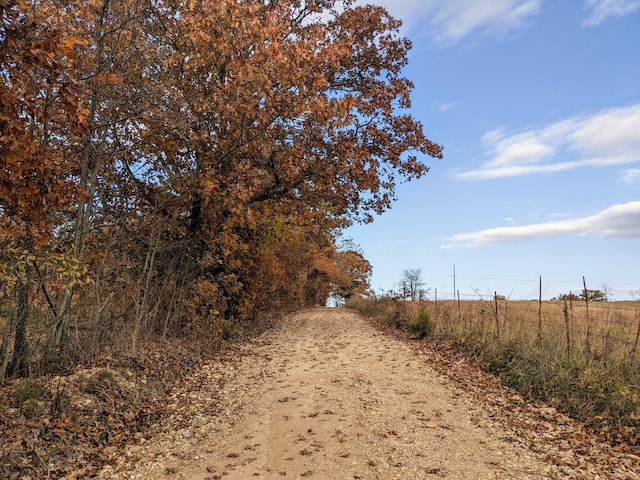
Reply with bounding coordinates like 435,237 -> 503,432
435,288 -> 438,319
538,276 -> 542,342
631,313 -> 640,359
563,296 -> 571,355
569,291 -> 573,313
583,276 -> 591,355
494,291 -> 500,339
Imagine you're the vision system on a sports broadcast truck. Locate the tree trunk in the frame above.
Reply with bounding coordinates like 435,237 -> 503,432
0,300 -> 17,381
45,0 -> 110,363
7,281 -> 29,377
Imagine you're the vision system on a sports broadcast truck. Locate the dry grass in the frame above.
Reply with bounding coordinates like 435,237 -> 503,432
346,295 -> 640,447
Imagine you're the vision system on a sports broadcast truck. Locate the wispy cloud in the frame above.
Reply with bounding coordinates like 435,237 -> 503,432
433,100 -> 457,112
431,0 -> 541,44
457,103 -> 640,180
444,201 -> 640,247
368,0 -> 541,45
583,0 -> 640,26
622,168 -> 640,188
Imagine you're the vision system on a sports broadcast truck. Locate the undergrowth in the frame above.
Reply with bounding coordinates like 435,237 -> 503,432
408,311 -> 434,339
346,295 -> 640,448
0,313 -> 277,478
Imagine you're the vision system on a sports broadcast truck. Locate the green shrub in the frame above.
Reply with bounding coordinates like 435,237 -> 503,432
13,379 -> 45,403
221,321 -> 238,340
409,311 -> 434,339
13,380 -> 47,419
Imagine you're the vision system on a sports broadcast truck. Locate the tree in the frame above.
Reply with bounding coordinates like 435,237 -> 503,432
553,292 -> 581,302
135,0 -> 442,322
580,289 -> 608,302
38,0 -> 161,361
0,0 -> 441,378
600,284 -> 614,302
330,240 -> 372,305
400,268 -> 426,301
0,0 -> 85,377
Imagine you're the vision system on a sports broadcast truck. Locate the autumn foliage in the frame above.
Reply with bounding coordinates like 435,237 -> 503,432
0,0 -> 441,379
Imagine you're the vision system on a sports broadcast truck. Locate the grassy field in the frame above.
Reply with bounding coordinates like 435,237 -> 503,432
346,295 -> 640,448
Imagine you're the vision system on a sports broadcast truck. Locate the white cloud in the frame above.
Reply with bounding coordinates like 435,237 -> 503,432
433,0 -> 541,44
480,129 -> 557,167
365,0 -> 541,45
433,100 -> 457,112
458,103 -> 640,180
622,168 -> 640,187
583,0 -> 640,26
445,201 -> 640,247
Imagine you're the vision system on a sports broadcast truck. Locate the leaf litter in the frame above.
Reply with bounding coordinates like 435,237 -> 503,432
2,308 -> 638,479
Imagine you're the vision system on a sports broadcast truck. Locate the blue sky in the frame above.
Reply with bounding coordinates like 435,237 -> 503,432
344,0 -> 640,300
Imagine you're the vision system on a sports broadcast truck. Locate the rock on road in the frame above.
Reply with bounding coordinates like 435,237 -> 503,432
98,308 -> 595,479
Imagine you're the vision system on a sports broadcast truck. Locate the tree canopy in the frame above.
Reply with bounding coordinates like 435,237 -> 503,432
0,0 -> 441,378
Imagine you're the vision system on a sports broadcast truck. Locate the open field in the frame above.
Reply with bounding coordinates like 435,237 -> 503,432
346,296 -> 640,448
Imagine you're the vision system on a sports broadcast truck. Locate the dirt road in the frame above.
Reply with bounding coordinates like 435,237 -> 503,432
97,308 -> 632,479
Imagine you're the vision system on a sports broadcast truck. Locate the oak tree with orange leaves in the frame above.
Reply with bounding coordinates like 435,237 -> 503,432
0,0 -> 85,377
0,0 -> 441,379
136,0 -> 441,318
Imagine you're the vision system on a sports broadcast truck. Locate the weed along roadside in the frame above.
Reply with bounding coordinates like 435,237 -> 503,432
346,295 -> 640,454
96,308 -> 584,479
98,308 -> 637,479
2,308 -> 639,478
0,336 -> 220,478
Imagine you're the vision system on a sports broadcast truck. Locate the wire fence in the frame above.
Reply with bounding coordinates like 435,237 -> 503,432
370,271 -> 640,303
413,291 -> 640,360
367,271 -> 640,361
352,273 -> 640,446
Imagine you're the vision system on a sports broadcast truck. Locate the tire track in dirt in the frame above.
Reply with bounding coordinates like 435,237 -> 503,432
99,308 -> 559,479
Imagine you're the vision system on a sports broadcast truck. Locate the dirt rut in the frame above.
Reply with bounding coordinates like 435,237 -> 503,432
99,308 -> 556,479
